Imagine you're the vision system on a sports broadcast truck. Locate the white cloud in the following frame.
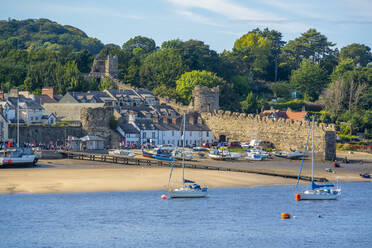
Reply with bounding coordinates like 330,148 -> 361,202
176,10 -> 224,27
42,3 -> 144,20
167,0 -> 285,22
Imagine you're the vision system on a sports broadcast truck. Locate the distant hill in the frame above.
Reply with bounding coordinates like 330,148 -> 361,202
0,18 -> 104,54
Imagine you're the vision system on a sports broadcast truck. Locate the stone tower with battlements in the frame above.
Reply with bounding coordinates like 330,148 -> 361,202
89,55 -> 118,79
190,86 -> 219,113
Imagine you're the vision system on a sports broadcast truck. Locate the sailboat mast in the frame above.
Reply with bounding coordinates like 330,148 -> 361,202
311,116 -> 315,182
17,96 -> 19,148
182,113 -> 186,187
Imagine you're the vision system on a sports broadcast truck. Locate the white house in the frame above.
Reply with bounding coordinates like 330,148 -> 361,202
155,115 -> 214,147
137,119 -> 159,146
7,97 -> 45,124
41,113 -> 57,125
117,122 -> 140,148
155,118 -> 181,146
184,114 -> 214,147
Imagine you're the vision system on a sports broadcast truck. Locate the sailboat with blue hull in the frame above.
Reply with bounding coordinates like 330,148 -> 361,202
295,116 -> 341,200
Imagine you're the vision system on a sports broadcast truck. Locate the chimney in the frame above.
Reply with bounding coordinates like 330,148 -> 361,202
301,105 -> 306,112
0,90 -> 3,100
42,87 -> 54,99
270,106 -> 274,111
189,115 -> 195,125
162,116 -> 168,124
287,107 -> 292,112
128,111 -> 136,123
172,117 -> 177,125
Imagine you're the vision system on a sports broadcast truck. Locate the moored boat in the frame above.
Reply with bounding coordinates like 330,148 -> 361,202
295,116 -> 341,200
274,151 -> 304,159
168,114 -> 208,198
0,147 -> 38,167
108,149 -> 136,158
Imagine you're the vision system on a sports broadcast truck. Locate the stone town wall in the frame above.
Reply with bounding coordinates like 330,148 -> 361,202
201,110 -> 336,160
80,107 -> 115,147
8,125 -> 83,146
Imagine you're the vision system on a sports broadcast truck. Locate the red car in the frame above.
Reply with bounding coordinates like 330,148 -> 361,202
228,142 -> 241,148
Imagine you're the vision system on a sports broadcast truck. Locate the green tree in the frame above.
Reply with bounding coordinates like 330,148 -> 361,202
252,28 -> 286,81
240,92 -> 257,113
122,36 -> 156,53
139,48 -> 187,89
290,59 -> 328,100
280,29 -> 336,79
233,32 -> 271,77
340,43 -> 372,66
99,77 -> 116,90
268,81 -> 291,99
176,70 -> 224,104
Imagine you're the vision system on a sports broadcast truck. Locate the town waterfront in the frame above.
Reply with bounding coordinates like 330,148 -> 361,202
0,182 -> 371,248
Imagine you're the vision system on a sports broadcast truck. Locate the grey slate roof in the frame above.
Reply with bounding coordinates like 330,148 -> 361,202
119,122 -> 140,134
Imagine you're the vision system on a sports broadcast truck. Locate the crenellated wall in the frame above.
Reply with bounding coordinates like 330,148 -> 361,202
201,110 -> 336,160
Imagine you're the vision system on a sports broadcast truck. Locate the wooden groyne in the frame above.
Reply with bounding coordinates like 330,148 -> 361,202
57,151 -> 328,182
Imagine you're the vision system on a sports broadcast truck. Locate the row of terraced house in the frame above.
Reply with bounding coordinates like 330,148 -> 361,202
0,87 -> 215,148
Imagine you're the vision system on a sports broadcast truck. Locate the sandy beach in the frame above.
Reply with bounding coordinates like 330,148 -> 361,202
0,150 -> 371,195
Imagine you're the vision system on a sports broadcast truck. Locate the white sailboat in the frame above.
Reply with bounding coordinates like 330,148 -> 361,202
168,114 -> 208,198
295,116 -> 341,200
0,97 -> 38,167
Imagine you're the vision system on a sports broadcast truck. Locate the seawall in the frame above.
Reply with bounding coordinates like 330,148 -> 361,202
201,110 -> 336,160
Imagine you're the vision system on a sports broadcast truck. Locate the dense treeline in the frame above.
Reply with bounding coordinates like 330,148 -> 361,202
0,19 -> 371,137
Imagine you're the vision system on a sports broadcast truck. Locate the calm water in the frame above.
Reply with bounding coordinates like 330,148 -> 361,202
0,182 -> 371,248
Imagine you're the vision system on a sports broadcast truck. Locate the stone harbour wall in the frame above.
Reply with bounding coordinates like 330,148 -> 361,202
8,125 -> 83,146
201,110 -> 336,160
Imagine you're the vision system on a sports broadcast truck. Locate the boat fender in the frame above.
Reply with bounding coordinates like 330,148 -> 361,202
161,194 -> 167,199
295,194 -> 301,201
7,160 -> 12,164
281,213 -> 290,219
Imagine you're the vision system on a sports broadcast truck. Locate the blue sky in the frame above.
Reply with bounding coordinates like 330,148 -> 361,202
1,0 -> 371,52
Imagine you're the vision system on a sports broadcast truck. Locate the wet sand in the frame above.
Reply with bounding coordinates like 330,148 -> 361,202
0,150 -> 371,195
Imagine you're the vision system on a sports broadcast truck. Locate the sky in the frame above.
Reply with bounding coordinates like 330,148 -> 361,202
1,0 -> 371,52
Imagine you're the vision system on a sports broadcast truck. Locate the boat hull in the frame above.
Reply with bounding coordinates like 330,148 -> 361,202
169,189 -> 208,198
297,191 -> 340,200
0,156 -> 37,167
153,155 -> 174,161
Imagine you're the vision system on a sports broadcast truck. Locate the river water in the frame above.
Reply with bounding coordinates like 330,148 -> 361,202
0,182 -> 371,248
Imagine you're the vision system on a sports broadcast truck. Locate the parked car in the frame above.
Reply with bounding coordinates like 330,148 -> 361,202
240,142 -> 251,149
217,142 -> 228,148
202,142 -> 210,148
228,142 -> 241,148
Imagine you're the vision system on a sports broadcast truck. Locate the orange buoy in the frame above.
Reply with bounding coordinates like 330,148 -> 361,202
161,194 -> 167,199
281,213 -> 291,219
296,193 -> 301,201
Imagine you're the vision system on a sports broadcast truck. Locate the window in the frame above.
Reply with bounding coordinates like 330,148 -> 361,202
190,131 -> 192,136
172,130 -> 174,136
206,131 -> 209,137
143,132 -> 146,139
30,117 -> 33,121
35,117 -> 38,120
152,132 -> 155,139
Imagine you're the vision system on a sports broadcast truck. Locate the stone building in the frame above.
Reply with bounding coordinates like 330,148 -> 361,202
89,54 -> 118,79
190,86 -> 219,113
